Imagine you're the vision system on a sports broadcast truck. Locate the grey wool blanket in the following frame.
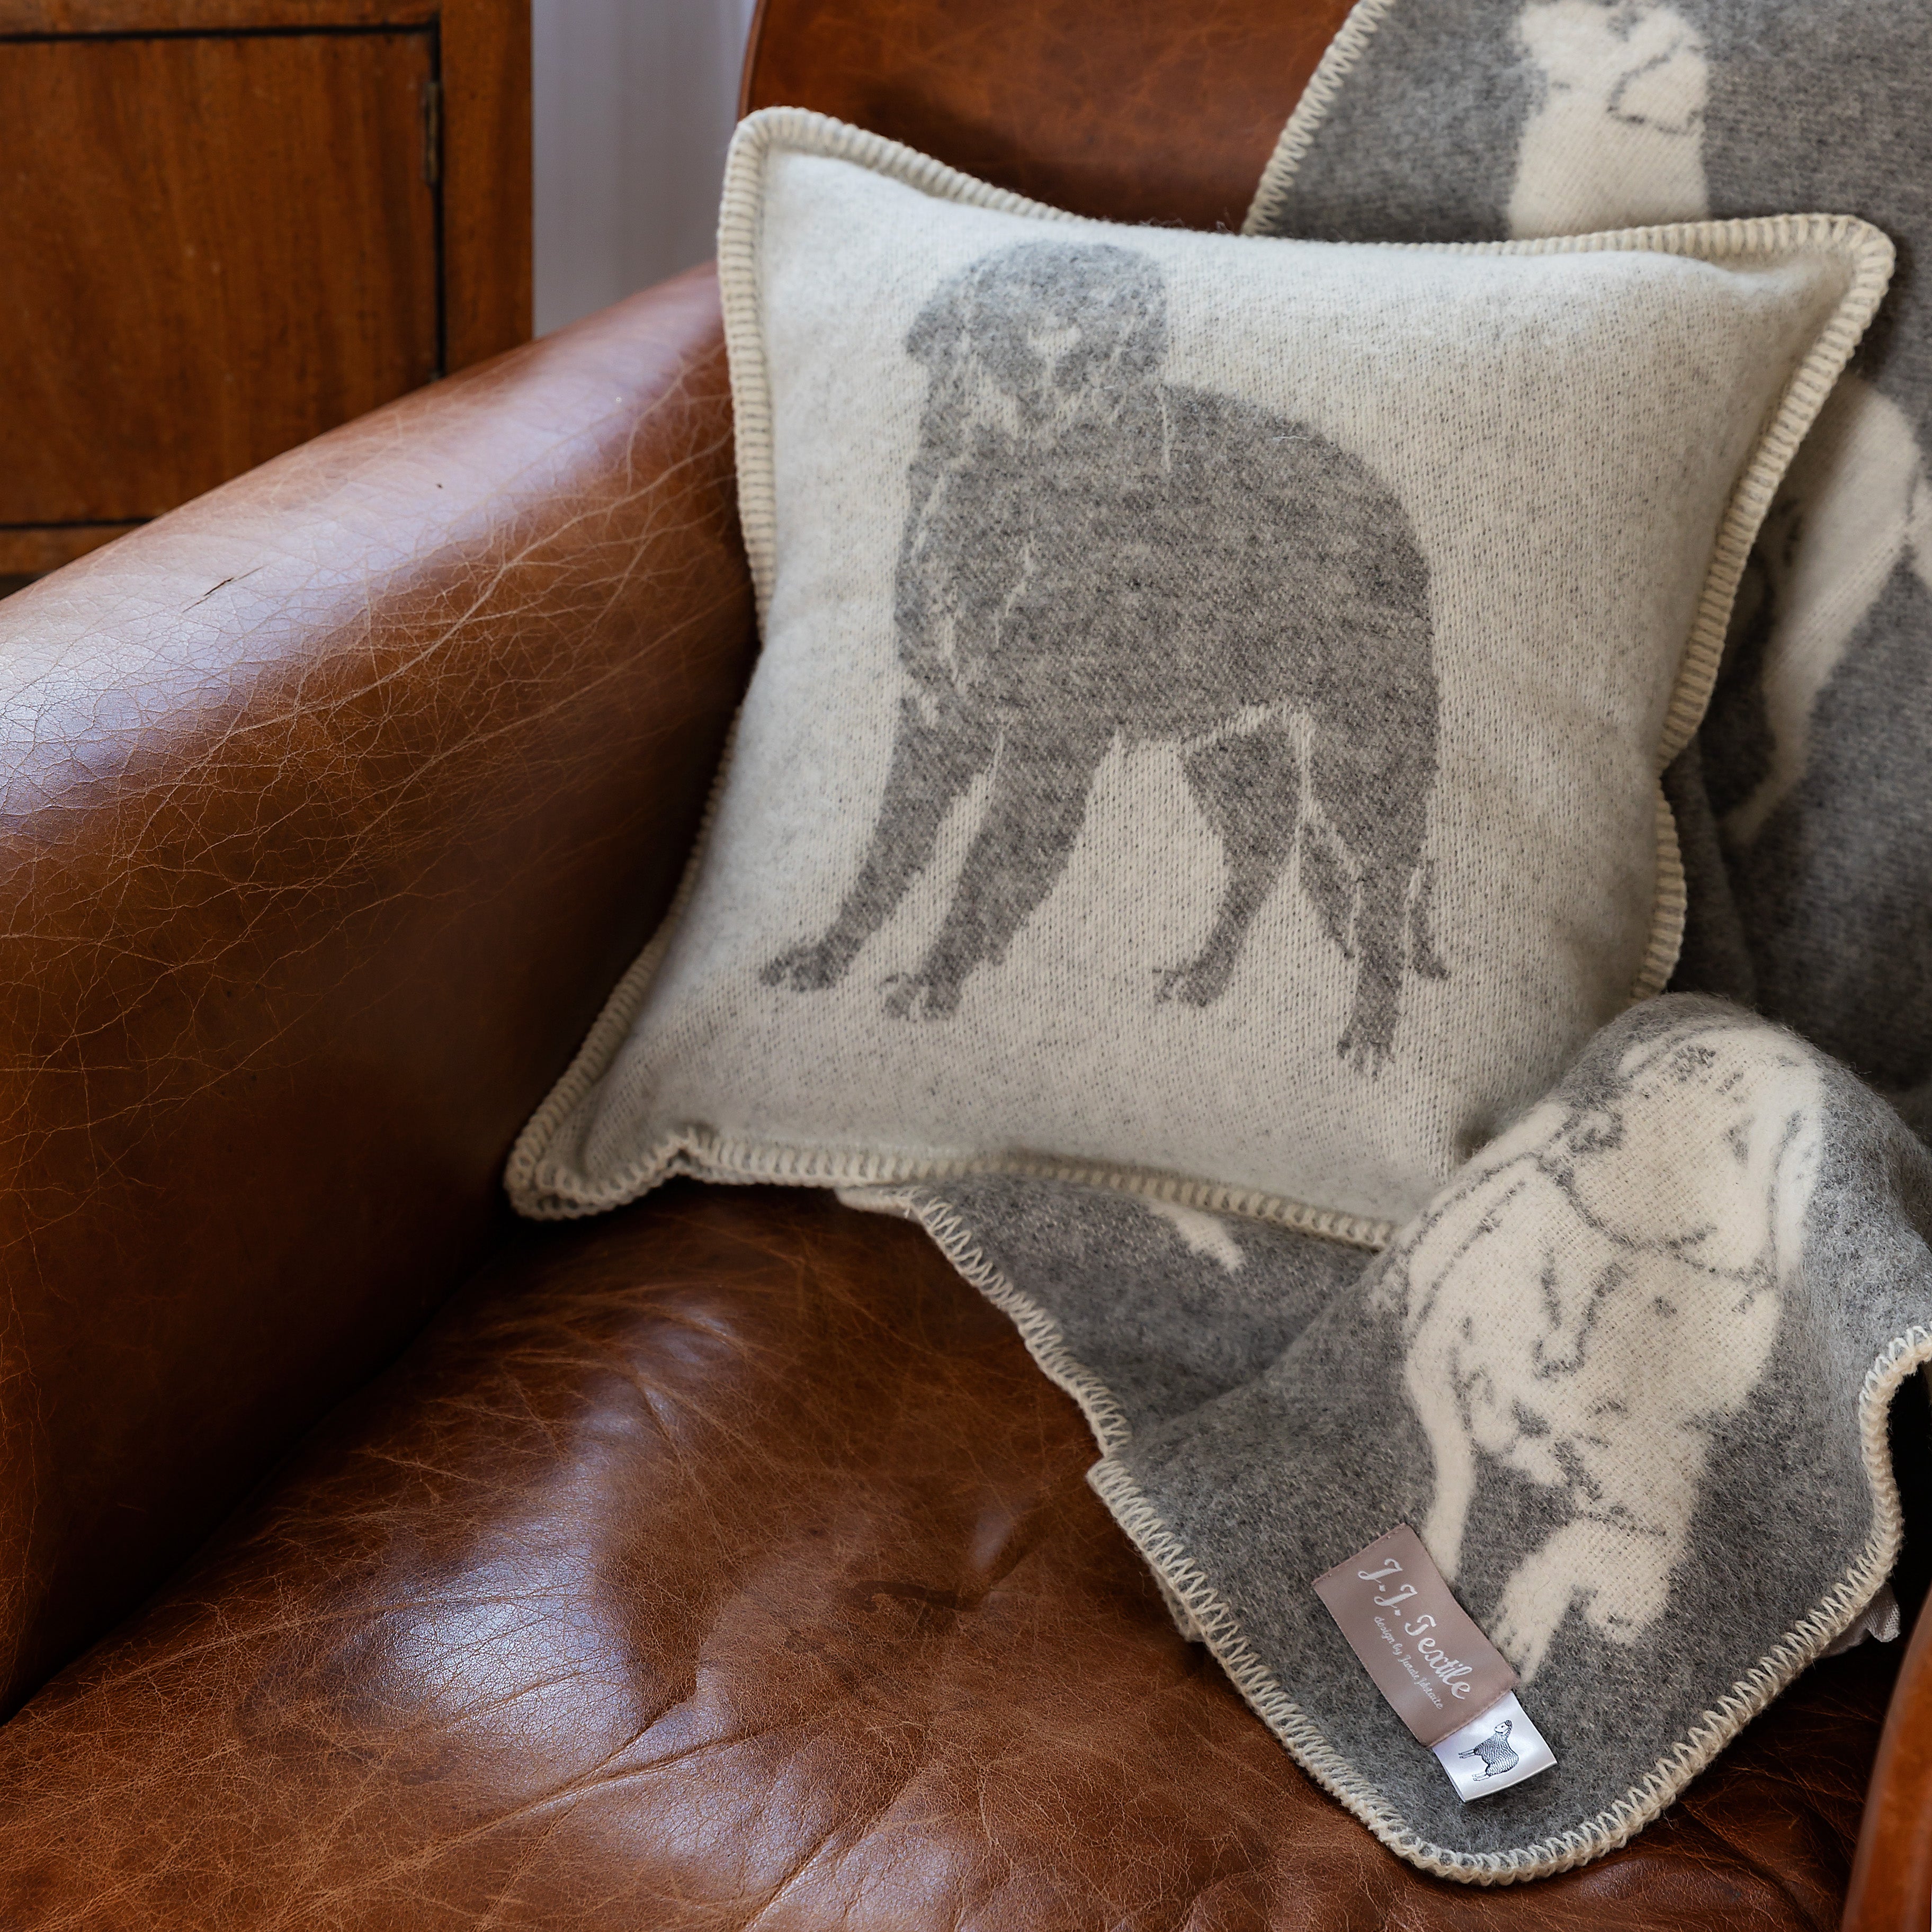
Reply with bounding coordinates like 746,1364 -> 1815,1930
827,1 -> 1932,1877
857,998 -> 1932,1879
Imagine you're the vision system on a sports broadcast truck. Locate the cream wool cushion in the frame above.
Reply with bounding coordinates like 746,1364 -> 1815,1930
507,108 -> 1890,1240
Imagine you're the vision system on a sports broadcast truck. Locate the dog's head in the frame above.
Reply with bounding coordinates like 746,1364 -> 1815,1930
1516,1 -> 1707,126
1544,1017 -> 1824,1282
906,241 -> 1167,439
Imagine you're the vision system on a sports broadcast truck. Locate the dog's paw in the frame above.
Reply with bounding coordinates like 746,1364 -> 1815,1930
1489,1588 -> 1565,1686
1337,1026 -> 1394,1076
883,973 -> 963,1020
761,941 -> 844,992
1155,959 -> 1231,1007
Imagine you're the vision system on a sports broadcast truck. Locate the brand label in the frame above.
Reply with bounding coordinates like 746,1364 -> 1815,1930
1314,1526 -> 1515,1744
1314,1525 -> 1553,1798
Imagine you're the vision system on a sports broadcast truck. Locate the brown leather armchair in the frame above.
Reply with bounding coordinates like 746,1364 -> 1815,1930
0,2 -> 1925,1924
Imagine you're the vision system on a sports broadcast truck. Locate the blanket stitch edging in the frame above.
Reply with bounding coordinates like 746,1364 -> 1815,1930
850,1181 -> 1932,1886
1242,0 -> 1403,240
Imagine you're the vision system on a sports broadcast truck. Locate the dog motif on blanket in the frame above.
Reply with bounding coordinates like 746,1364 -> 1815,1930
1376,1014 -> 1823,1680
762,240 -> 1445,1068
1506,0 -> 1932,853
1507,0 -> 1711,238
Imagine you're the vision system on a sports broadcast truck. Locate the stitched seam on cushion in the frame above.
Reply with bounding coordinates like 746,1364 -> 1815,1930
506,110 -> 1894,1245
502,711 -> 744,1217
1241,0 -> 1403,240
518,1122 -> 1396,1248
1631,784 -> 1687,1003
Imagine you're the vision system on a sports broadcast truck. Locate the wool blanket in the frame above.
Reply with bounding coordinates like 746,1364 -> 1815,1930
854,998 -> 1931,1879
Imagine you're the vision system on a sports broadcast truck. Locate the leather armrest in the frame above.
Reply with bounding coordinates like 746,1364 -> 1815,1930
1847,1580 -> 1932,1929
0,264 -> 754,1714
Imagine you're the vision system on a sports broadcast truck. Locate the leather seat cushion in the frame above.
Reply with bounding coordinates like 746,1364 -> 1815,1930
0,1184 -> 1895,1927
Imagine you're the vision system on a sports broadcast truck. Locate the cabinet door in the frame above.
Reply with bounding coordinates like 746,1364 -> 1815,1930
0,28 -> 439,534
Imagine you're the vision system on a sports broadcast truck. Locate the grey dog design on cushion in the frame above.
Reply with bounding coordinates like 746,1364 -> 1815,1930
761,239 -> 1445,1067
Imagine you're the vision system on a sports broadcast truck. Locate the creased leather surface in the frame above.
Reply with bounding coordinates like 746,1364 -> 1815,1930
0,1185 -> 1892,1928
741,0 -> 1356,232
0,264 -> 753,1717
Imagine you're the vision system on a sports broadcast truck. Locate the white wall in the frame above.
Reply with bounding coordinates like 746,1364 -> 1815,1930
532,0 -> 759,336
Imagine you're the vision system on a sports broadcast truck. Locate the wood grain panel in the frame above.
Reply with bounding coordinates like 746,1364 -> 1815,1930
0,29 -> 439,524
0,0 -> 433,24
443,0 -> 533,366
0,523 -> 139,576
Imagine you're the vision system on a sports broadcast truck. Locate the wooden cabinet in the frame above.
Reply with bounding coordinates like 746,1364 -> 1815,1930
0,0 -> 529,583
